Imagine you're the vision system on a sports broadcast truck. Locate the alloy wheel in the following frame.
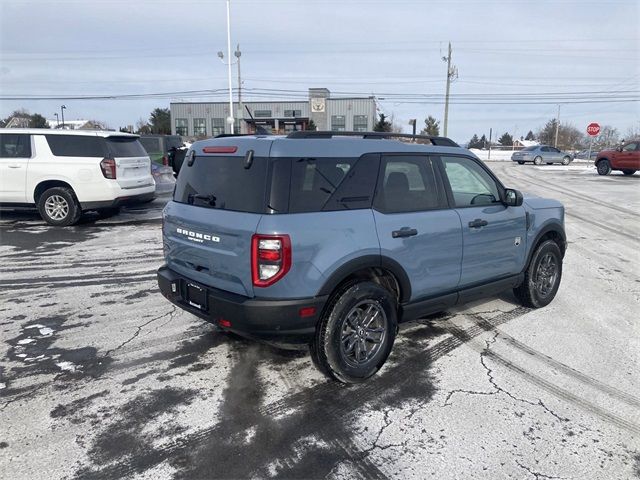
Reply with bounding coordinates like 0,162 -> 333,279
534,252 -> 558,297
44,195 -> 70,220
340,300 -> 387,366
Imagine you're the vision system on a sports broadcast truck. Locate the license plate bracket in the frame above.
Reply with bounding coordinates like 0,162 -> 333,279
186,282 -> 208,312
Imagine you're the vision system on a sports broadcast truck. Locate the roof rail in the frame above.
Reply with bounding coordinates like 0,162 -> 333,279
286,131 -> 459,147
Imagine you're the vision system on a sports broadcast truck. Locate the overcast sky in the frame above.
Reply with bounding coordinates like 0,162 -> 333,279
1,0 -> 638,142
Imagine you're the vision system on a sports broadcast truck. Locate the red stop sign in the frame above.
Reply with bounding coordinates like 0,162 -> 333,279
587,123 -> 600,136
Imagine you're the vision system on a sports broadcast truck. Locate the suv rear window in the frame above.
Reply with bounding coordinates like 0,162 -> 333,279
173,155 -> 268,213
45,135 -> 146,158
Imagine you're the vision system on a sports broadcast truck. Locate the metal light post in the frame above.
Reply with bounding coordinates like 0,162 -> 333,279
234,44 -> 243,134
53,113 -> 59,127
225,0 -> 234,134
60,105 -> 66,128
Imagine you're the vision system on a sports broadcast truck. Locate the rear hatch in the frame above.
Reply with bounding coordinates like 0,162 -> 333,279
164,144 -> 270,297
106,136 -> 154,189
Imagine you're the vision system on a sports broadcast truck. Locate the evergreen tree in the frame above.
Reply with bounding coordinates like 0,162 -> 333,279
373,113 -> 392,132
468,134 -> 481,149
525,130 -> 535,141
149,108 -> 171,134
421,115 -> 440,136
479,134 -> 488,149
306,119 -> 317,131
498,132 -> 513,146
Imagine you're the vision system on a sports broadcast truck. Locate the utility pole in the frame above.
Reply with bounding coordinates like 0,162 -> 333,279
554,104 -> 561,148
60,105 -> 66,128
235,44 -> 243,134
225,0 -> 234,134
442,42 -> 457,137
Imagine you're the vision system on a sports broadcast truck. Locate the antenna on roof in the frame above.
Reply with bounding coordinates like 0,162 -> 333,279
244,105 -> 272,135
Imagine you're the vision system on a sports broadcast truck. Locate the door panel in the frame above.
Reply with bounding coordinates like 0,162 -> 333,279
438,155 -> 527,287
373,154 -> 462,301
0,133 -> 30,203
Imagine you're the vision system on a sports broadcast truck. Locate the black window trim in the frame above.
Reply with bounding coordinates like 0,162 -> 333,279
431,153 -> 507,210
372,152 -> 449,215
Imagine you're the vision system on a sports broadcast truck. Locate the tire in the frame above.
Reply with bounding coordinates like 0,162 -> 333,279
561,156 -> 571,165
622,169 -> 636,176
513,240 -> 562,308
596,159 -> 611,176
517,161 -> 525,165
533,156 -> 543,165
546,162 -> 553,165
37,187 -> 82,226
311,281 -> 397,383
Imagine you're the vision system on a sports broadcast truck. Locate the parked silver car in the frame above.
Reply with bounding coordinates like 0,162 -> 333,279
512,145 -> 573,165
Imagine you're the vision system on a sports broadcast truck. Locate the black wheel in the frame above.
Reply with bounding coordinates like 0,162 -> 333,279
517,161 -> 525,165
562,156 -> 571,165
514,240 -> 562,308
311,281 -> 397,383
533,156 -> 543,165
596,160 -> 611,175
37,187 -> 81,226
622,169 -> 636,176
546,162 -> 553,165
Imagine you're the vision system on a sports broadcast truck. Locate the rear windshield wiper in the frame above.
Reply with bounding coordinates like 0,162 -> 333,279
188,193 -> 217,206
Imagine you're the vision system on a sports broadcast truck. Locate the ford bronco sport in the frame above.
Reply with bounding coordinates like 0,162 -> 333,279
157,131 -> 566,383
595,140 -> 640,176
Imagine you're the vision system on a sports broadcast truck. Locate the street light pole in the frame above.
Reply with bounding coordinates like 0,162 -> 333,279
235,44 -> 243,134
225,0 -> 235,134
60,105 -> 66,128
554,104 -> 561,148
53,113 -> 59,127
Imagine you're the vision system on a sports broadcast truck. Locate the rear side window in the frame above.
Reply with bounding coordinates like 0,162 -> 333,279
373,155 -> 440,213
288,157 -> 357,213
0,134 -> 31,158
139,137 -> 162,154
46,135 -> 107,157
106,137 -> 147,157
174,155 -> 268,213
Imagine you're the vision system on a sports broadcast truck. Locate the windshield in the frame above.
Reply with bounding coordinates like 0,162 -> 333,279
173,154 -> 268,213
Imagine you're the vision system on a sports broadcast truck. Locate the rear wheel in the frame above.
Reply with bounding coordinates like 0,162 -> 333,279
311,281 -> 397,383
622,169 -> 636,176
561,156 -> 571,165
514,240 -> 562,308
533,156 -> 543,165
37,187 -> 81,226
546,162 -> 553,165
596,159 -> 611,175
517,161 -> 525,165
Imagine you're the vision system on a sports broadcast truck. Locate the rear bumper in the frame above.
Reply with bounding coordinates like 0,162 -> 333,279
81,192 -> 156,210
157,265 -> 327,344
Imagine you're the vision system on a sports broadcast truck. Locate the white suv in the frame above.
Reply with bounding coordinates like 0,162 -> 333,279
0,129 -> 155,226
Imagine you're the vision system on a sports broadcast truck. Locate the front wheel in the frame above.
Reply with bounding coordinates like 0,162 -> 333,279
533,156 -> 543,165
596,160 -> 611,175
514,240 -> 562,308
562,156 -> 571,165
311,281 -> 397,383
37,187 -> 81,226
622,169 -> 636,176
517,161 -> 525,165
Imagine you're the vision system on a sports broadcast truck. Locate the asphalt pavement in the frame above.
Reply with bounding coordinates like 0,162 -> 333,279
1,166 -> 639,480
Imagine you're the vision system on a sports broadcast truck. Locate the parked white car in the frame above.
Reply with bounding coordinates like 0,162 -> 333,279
0,129 -> 155,226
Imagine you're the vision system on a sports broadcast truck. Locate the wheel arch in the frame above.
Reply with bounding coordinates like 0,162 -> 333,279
33,180 -> 76,204
525,223 -> 566,271
317,255 -> 411,304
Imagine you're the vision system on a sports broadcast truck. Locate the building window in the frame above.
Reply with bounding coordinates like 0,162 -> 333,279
254,110 -> 272,118
212,118 -> 225,136
331,115 -> 346,132
193,118 -> 206,136
234,118 -> 242,133
175,118 -> 188,136
284,110 -> 302,118
353,115 -> 368,132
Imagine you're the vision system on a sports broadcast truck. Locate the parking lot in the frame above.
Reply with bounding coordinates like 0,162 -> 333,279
0,163 -> 638,479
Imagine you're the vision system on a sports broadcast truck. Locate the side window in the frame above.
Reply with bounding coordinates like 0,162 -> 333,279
289,157 -> 357,213
175,118 -> 188,136
440,156 -> 501,207
0,134 -> 31,158
622,143 -> 637,152
331,115 -> 346,131
212,118 -> 225,136
193,118 -> 207,136
541,147 -> 550,152
323,154 -> 380,211
45,135 -> 107,157
373,155 -> 440,214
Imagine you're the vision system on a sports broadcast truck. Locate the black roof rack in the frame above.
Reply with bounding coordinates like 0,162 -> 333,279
286,131 -> 459,147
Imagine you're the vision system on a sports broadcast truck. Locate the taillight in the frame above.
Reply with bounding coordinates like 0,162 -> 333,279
162,155 -> 169,166
251,234 -> 291,287
100,158 -> 116,179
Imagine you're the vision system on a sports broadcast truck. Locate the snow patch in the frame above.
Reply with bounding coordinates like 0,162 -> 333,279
56,361 -> 77,372
17,338 -> 35,345
38,327 -> 54,337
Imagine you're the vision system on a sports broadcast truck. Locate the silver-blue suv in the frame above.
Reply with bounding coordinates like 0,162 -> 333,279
157,131 -> 566,383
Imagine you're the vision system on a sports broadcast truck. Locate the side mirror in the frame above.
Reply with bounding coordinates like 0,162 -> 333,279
504,188 -> 523,207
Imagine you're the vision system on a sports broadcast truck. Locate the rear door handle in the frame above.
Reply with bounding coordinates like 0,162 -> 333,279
468,219 -> 488,228
392,227 -> 418,238
7,164 -> 22,168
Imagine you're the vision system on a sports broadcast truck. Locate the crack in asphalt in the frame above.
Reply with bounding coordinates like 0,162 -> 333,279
515,459 -> 565,479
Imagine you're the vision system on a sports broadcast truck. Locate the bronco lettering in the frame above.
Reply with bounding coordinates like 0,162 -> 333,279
176,227 -> 220,243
